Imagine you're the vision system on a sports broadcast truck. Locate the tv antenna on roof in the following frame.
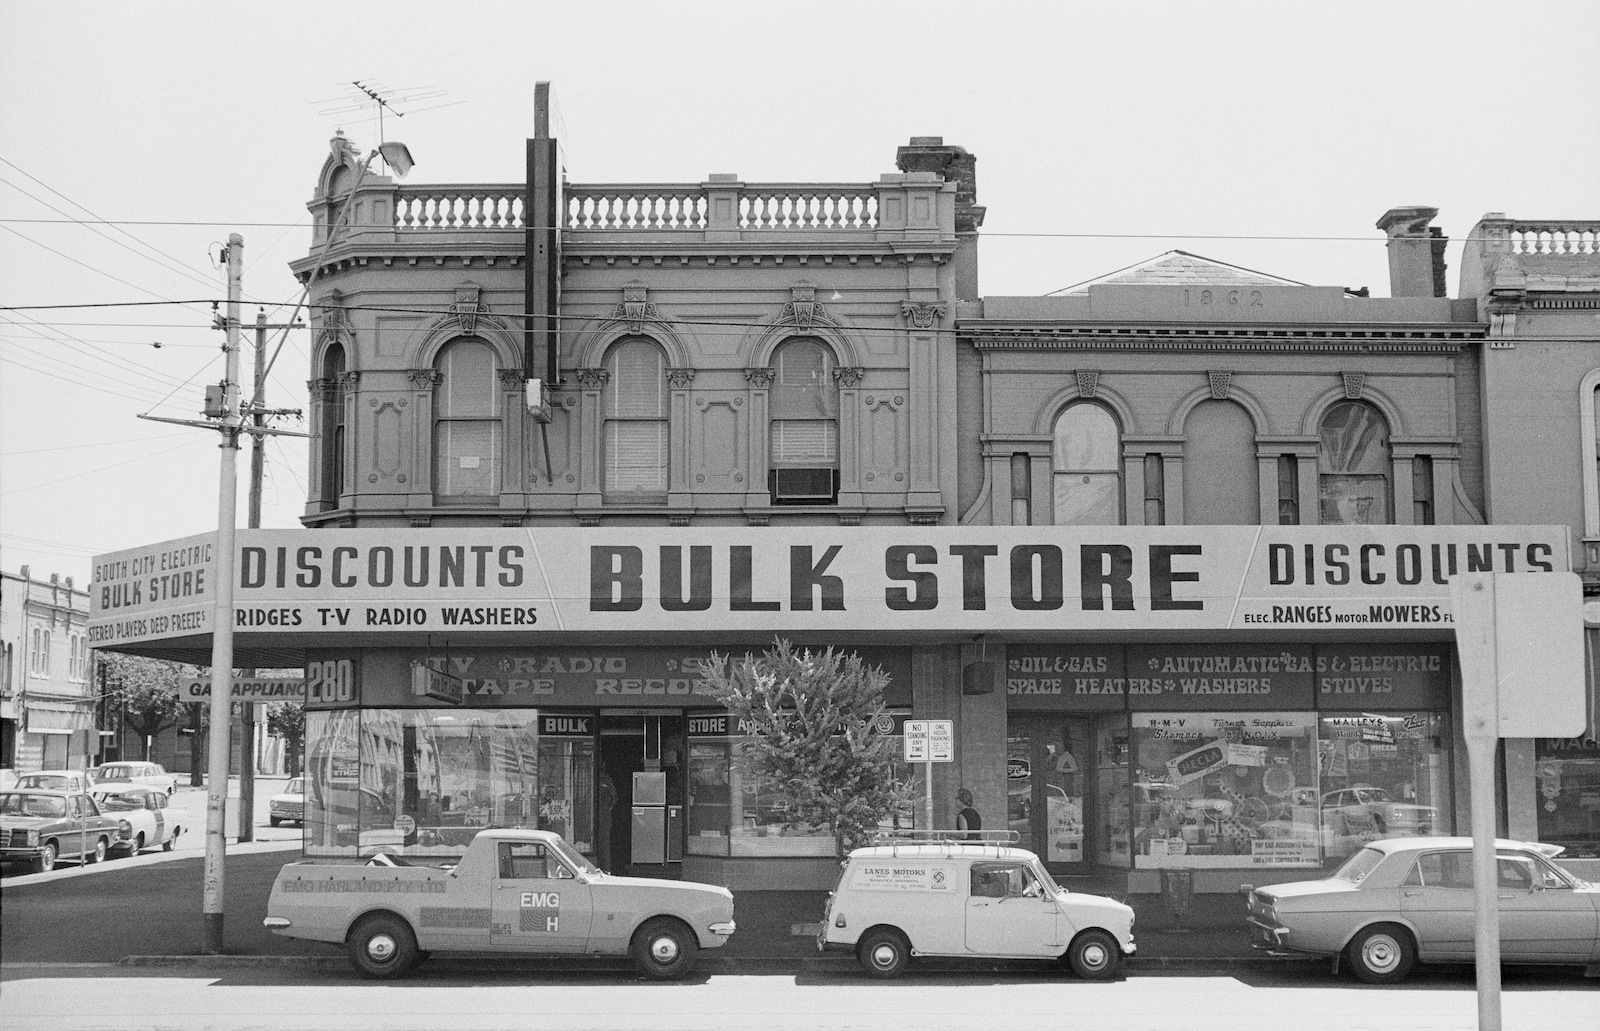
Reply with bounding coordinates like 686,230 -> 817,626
316,80 -> 457,167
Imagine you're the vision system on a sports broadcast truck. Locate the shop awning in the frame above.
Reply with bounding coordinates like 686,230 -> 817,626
26,702 -> 96,734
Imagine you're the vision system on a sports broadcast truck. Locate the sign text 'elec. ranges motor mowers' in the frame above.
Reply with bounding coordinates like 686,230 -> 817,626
88,526 -> 1569,650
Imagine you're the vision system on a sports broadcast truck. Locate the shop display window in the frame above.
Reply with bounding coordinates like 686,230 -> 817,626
1131,712 -> 1321,869
1094,721 -> 1132,868
1317,713 -> 1450,861
304,708 -> 541,859
1535,738 -> 1600,859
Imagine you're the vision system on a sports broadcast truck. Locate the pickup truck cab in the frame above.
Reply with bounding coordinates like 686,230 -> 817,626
263,829 -> 735,979
818,833 -> 1136,979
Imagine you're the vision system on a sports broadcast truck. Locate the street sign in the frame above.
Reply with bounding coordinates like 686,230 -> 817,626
904,720 -> 954,762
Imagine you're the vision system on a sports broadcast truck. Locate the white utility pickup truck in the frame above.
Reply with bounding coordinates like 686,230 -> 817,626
263,828 -> 736,979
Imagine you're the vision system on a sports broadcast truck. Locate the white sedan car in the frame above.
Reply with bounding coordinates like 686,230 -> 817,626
91,762 -> 180,796
93,785 -> 186,855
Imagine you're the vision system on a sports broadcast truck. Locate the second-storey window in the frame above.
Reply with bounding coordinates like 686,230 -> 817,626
603,338 -> 668,497
1319,400 -> 1391,524
769,338 -> 838,504
317,344 -> 346,509
1052,402 -> 1121,524
433,339 -> 500,499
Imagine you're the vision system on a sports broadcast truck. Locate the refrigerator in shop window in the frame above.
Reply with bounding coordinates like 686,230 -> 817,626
632,771 -> 667,865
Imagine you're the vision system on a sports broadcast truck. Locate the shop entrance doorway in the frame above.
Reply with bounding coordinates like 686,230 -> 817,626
1008,715 -> 1133,873
598,711 -> 685,877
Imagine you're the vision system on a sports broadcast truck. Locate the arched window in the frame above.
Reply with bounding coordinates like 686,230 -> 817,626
1053,403 -> 1121,524
317,345 -> 346,509
603,338 -> 668,497
769,337 -> 838,504
1183,400 -> 1259,525
1318,401 -> 1391,524
433,339 -> 500,498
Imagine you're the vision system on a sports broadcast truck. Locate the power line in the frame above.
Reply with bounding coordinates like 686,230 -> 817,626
0,432 -> 193,458
0,438 -> 207,499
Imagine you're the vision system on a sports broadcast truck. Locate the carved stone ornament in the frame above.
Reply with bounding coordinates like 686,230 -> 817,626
450,284 -> 489,335
780,284 -> 826,330
611,283 -> 660,334
407,368 -> 442,388
834,366 -> 865,387
574,368 -> 610,389
498,368 -> 526,388
1208,370 -> 1233,400
316,291 -> 350,349
338,370 -> 362,391
666,367 -> 696,388
309,377 -> 342,402
1341,371 -> 1367,400
1075,370 -> 1100,398
899,301 -> 947,329
743,367 -> 776,388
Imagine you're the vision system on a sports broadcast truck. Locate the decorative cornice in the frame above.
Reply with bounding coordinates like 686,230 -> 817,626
1208,370 -> 1233,400
407,368 -> 442,388
961,324 -> 1477,355
1341,371 -> 1367,400
900,301 -> 947,330
573,368 -> 610,389
449,284 -> 488,335
1075,370 -> 1100,398
833,366 -> 866,387
743,367 -> 776,388
666,367 -> 696,389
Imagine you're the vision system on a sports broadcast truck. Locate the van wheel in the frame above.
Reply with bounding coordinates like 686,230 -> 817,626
631,918 -> 697,980
1066,929 -> 1120,980
1346,924 -> 1414,984
346,914 -> 420,979
857,928 -> 910,979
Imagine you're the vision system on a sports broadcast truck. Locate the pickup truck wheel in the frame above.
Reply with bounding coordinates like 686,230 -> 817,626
631,918 -> 697,980
34,842 -> 58,873
347,914 -> 420,979
1346,924 -> 1414,984
1065,929 -> 1120,980
87,837 -> 109,864
857,928 -> 911,979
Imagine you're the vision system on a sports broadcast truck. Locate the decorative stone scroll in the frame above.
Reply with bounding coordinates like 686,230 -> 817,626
899,301 -> 947,329
743,367 -> 776,388
573,368 -> 610,389
612,283 -> 660,334
834,366 -> 865,387
449,284 -> 489,335
666,367 -> 696,388
407,369 -> 442,388
497,368 -> 526,388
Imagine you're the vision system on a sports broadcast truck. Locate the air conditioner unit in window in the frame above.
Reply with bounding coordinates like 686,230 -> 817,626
770,467 -> 837,504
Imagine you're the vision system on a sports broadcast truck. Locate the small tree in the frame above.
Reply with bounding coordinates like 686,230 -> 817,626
100,654 -> 188,760
703,639 -> 910,857
267,702 -> 305,776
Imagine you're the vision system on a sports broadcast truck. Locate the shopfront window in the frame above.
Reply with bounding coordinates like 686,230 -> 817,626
1317,713 -> 1450,861
1094,720 -> 1131,868
1131,712 -> 1321,870
304,708 -> 541,859
1535,737 -> 1600,859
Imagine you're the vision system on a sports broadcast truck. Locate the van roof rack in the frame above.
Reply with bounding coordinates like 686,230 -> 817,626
868,829 -> 1021,845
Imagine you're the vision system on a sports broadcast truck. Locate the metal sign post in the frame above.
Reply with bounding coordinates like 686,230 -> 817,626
1451,571 -> 1584,1031
904,720 -> 954,830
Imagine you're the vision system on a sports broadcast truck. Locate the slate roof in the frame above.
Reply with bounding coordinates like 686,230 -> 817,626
1053,250 -> 1307,295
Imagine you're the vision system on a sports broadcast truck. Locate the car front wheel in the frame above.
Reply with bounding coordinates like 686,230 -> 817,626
1065,929 -> 1120,980
631,917 -> 697,980
857,928 -> 911,979
1346,923 -> 1415,984
346,914 -> 420,979
270,817 -> 282,827
34,842 -> 58,873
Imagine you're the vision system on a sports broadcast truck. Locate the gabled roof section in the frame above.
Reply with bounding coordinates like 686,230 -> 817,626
1049,249 -> 1307,295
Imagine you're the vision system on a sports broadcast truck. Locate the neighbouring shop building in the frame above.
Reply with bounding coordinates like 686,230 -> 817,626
2,567 -> 98,771
86,106 -> 1600,916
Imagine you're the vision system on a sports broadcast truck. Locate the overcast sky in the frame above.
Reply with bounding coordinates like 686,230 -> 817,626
2,0 -> 1597,587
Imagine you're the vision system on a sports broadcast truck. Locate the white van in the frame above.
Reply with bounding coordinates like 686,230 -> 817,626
817,833 -> 1136,979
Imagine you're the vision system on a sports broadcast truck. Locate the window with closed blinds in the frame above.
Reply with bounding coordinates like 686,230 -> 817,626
433,339 -> 500,498
604,338 -> 668,496
769,338 -> 837,468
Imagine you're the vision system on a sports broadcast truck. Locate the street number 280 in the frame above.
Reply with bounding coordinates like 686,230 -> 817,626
306,658 -> 356,704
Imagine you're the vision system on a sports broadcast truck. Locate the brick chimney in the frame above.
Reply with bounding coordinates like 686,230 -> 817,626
896,137 -> 984,299
1377,206 -> 1449,298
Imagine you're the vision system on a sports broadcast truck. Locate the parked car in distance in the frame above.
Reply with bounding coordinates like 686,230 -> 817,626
15,770 -> 95,795
92,785 -> 186,855
0,789 -> 121,871
269,778 -> 305,827
263,828 -> 736,979
91,761 -> 180,796
817,832 -> 1136,979
1320,787 -> 1437,837
0,768 -> 17,792
1246,836 -> 1599,983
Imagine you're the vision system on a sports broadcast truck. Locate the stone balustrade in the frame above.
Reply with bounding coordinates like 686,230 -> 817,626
394,187 -> 525,230
1502,220 -> 1600,256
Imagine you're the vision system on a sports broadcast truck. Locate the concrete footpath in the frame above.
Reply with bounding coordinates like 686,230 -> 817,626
0,846 -> 1306,973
